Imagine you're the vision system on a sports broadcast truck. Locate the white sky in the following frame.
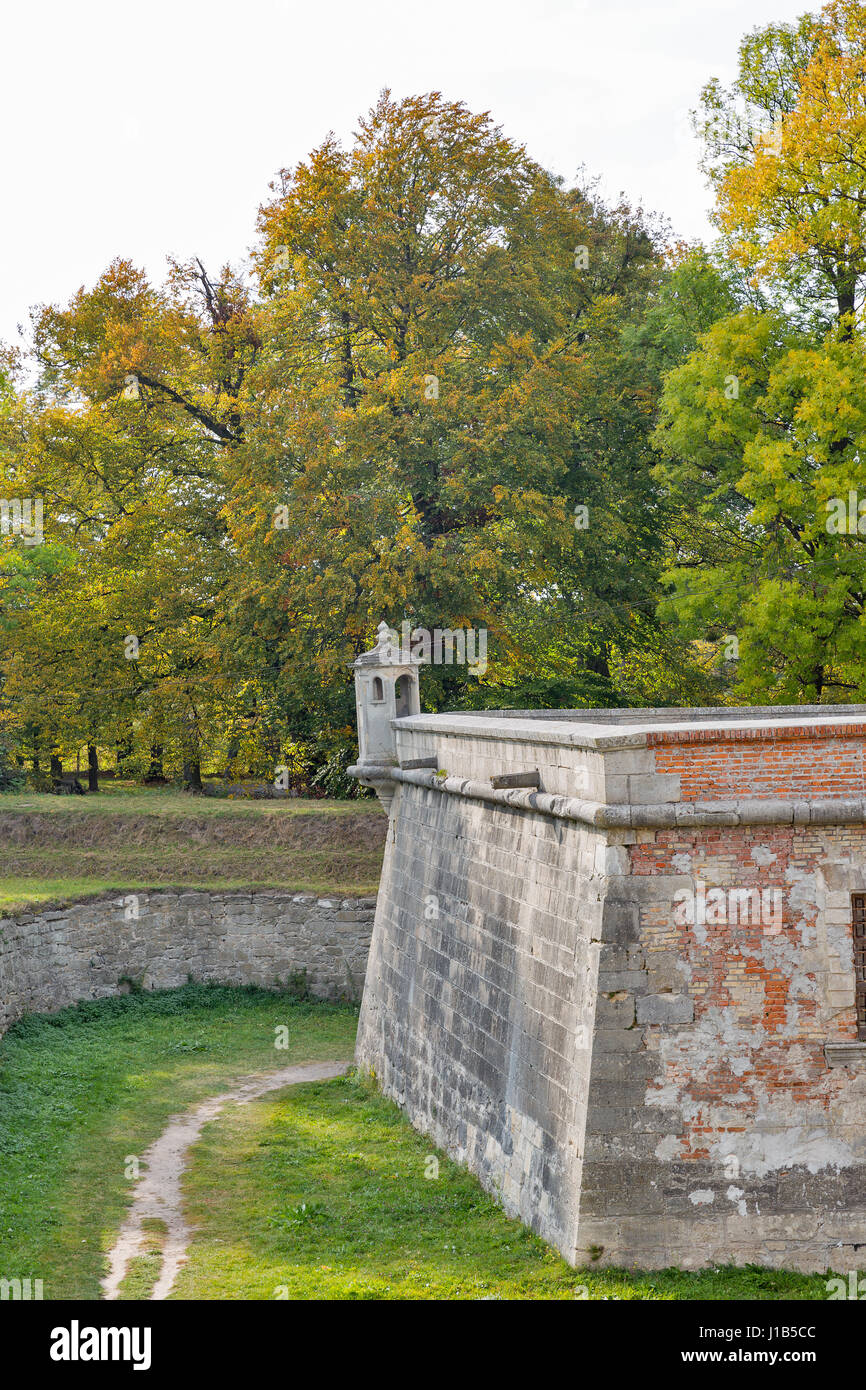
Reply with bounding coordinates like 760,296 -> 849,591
1,0 -> 811,345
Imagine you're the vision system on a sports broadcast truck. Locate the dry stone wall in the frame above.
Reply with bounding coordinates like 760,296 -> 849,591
0,890 -> 376,1032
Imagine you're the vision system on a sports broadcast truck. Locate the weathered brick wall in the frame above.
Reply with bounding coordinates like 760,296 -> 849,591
578,824 -> 866,1271
0,891 -> 376,1032
355,779 -> 605,1256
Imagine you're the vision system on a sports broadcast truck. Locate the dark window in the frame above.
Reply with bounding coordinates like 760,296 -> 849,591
371,677 -> 384,702
853,893 -> 866,1040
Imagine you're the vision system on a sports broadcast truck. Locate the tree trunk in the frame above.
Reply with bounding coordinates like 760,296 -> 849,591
87,744 -> 100,793
50,753 -> 63,780
586,647 -> 611,681
116,735 -> 134,780
837,277 -> 856,336
145,745 -> 167,784
224,738 -> 241,779
182,759 -> 203,792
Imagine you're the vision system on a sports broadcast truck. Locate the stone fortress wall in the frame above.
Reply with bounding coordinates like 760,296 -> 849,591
0,890 -> 376,1033
353,701 -> 866,1271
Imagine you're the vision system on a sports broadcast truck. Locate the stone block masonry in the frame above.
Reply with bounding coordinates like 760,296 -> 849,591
356,779 -> 603,1256
0,891 -> 376,1033
351,701 -> 866,1272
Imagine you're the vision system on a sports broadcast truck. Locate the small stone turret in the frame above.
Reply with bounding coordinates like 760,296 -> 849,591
349,621 -> 422,813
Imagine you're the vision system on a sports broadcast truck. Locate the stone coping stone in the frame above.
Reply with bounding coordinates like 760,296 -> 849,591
393,704 -> 866,750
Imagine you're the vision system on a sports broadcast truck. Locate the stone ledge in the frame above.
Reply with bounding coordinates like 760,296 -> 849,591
378,766 -> 866,831
824,1043 -> 866,1068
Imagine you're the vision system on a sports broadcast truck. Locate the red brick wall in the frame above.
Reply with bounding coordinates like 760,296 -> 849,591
651,728 -> 866,801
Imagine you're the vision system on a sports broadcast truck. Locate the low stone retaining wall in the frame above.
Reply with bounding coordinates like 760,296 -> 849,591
0,890 -> 376,1033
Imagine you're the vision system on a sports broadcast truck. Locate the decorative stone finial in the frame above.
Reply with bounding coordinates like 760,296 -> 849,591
375,620 -> 394,658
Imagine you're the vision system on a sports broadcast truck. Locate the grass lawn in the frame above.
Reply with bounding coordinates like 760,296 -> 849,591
0,787 -> 373,817
0,985 -> 358,1300
0,858 -> 381,912
174,1071 -> 835,1302
0,785 -> 385,910
0,988 -> 837,1302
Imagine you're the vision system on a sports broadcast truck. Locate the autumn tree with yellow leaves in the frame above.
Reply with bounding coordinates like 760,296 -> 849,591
0,259 -> 265,785
0,90 -> 725,787
227,91 -> 696,740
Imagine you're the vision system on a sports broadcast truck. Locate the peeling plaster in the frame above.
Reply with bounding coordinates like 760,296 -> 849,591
751,846 -> 777,867
709,1127 -> 856,1178
726,1185 -> 747,1216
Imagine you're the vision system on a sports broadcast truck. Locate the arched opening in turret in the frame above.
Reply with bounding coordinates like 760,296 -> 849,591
371,676 -> 384,702
395,674 -> 413,719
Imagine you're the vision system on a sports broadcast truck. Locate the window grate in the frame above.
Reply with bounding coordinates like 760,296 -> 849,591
852,893 -> 866,1041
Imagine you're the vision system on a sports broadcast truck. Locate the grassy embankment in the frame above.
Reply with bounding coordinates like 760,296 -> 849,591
0,784 -> 385,912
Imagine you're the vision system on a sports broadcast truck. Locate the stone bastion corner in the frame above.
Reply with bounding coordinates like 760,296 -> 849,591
348,643 -> 866,1272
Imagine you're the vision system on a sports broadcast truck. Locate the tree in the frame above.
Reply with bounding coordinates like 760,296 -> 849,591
0,91 -> 725,793
654,0 -> 866,701
227,90 -> 704,730
0,259 -> 265,782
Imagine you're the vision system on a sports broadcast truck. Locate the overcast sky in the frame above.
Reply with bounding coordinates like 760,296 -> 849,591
1,0 -> 812,345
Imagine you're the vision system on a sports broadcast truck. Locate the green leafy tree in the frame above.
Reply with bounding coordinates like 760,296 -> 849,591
655,0 -> 866,701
